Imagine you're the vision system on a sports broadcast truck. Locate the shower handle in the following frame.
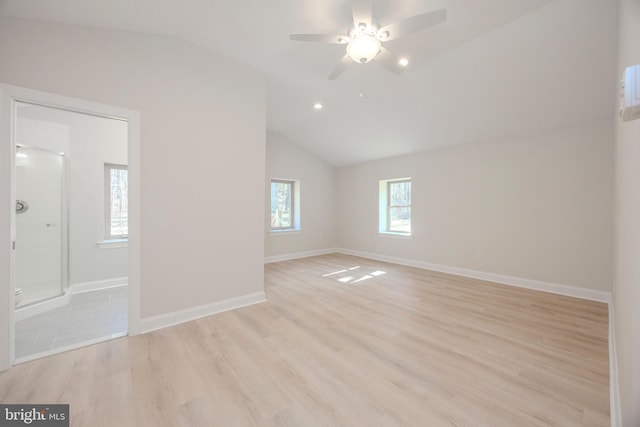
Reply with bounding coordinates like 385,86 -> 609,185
16,200 -> 29,214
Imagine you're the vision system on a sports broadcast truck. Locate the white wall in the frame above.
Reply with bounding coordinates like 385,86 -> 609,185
68,112 -> 127,286
614,0 -> 640,425
16,114 -> 68,153
0,17 -> 266,324
337,119 -> 614,292
17,104 -> 128,287
265,131 -> 336,258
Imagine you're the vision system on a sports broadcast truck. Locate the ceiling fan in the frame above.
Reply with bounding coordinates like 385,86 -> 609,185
289,0 -> 447,80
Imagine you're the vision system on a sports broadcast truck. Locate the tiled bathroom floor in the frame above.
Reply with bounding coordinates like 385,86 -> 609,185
15,286 -> 128,360
18,281 -> 64,307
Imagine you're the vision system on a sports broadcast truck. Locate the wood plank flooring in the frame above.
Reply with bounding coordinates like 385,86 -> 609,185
0,254 -> 609,426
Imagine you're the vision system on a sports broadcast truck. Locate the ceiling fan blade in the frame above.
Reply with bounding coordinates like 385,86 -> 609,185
352,0 -> 373,28
378,9 -> 446,41
328,54 -> 352,80
289,34 -> 349,44
376,47 -> 406,74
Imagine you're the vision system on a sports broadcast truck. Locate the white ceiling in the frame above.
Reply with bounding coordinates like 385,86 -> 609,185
0,0 -> 618,166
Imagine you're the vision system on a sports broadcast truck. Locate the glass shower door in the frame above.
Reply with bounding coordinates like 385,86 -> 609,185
15,146 -> 65,307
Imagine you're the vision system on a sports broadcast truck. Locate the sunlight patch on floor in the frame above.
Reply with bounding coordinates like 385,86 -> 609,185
322,265 -> 387,285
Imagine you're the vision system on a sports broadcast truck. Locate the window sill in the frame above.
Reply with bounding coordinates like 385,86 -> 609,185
270,229 -> 302,236
97,239 -> 128,249
378,232 -> 412,240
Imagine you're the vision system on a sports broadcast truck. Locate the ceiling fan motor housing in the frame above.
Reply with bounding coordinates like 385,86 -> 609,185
347,26 -> 381,63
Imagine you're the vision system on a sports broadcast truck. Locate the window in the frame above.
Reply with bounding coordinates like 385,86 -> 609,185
379,178 -> 411,235
105,164 -> 128,240
388,179 -> 411,233
270,179 -> 300,232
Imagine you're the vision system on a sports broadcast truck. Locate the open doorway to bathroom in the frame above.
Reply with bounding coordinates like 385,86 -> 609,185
13,101 -> 129,362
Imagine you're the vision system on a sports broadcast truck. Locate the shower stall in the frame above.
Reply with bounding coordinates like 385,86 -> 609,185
15,146 -> 68,307
14,102 -> 69,309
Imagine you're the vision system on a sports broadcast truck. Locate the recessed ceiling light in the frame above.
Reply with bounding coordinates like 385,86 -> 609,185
399,58 -> 409,67
313,103 -> 323,110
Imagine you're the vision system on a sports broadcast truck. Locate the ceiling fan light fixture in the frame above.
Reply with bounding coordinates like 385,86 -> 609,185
288,3 -> 447,79
346,33 -> 381,64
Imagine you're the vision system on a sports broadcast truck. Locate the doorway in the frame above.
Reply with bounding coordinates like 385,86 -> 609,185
0,84 -> 141,369
13,102 -> 129,361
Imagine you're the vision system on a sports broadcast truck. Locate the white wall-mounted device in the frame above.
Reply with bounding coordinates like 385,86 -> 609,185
620,64 -> 640,122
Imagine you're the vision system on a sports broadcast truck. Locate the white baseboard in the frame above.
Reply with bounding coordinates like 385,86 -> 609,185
335,248 -> 612,303
609,301 -> 621,427
140,291 -> 266,334
265,248 -> 339,264
71,277 -> 128,294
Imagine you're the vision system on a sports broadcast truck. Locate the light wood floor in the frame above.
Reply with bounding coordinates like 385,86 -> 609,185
0,254 -> 609,426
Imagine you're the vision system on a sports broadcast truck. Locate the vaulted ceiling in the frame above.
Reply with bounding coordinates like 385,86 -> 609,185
0,0 -> 618,166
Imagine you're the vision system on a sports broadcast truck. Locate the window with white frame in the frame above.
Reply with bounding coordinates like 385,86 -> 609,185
105,163 -> 128,240
270,179 -> 300,231
379,178 -> 411,235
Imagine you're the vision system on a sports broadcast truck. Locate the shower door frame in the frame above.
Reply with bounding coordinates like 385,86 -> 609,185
15,143 -> 69,307
0,83 -> 141,371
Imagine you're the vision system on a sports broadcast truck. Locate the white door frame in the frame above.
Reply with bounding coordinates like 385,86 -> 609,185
0,84 -> 141,371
